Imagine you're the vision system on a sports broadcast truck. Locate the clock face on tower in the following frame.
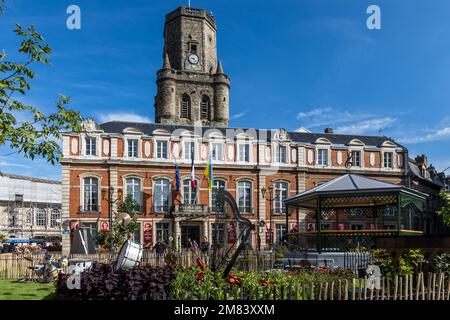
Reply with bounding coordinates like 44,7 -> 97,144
188,53 -> 199,65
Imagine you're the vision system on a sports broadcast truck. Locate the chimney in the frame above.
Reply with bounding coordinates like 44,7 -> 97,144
324,127 -> 333,134
415,154 -> 428,168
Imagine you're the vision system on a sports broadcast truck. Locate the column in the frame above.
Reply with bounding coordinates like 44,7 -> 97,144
258,174 -> 266,249
61,165 -> 71,255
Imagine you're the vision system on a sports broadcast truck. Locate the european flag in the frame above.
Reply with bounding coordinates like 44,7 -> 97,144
175,158 -> 180,192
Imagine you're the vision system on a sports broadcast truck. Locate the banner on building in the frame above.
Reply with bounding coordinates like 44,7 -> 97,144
143,222 -> 153,248
227,222 -> 236,244
100,221 -> 110,232
289,223 -> 298,233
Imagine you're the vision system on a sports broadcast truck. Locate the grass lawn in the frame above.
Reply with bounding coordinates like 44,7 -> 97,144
0,280 -> 56,300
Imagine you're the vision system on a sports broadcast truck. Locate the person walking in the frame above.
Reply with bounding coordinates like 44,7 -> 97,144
199,236 -> 210,254
153,240 -> 166,266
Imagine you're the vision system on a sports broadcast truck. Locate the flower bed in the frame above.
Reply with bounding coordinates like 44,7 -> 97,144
56,263 -> 175,300
171,266 -> 353,300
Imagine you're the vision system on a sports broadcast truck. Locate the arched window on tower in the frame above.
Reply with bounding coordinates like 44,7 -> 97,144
201,95 -> 210,120
180,94 -> 191,119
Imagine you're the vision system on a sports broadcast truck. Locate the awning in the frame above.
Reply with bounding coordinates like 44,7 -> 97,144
2,238 -> 45,244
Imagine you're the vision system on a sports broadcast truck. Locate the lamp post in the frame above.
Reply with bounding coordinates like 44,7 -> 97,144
261,185 -> 279,249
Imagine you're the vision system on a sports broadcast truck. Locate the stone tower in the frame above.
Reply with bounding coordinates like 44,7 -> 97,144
154,7 -> 230,127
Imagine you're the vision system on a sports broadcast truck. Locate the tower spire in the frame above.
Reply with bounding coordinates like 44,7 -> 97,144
216,60 -> 224,74
163,52 -> 171,69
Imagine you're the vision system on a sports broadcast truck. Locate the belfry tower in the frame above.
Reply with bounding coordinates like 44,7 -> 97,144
154,7 -> 230,127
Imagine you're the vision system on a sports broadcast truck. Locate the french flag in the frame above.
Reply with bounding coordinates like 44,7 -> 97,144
190,145 -> 196,189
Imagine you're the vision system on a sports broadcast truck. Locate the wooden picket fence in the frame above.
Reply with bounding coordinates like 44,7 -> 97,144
175,273 -> 450,301
0,250 -> 275,280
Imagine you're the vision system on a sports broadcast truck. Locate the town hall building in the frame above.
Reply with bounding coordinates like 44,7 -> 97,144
61,7 -> 421,254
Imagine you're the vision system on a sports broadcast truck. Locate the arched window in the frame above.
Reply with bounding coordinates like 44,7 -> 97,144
50,209 -> 61,227
83,177 -> 99,212
274,182 -> 288,214
237,180 -> 252,213
200,95 -> 210,120
180,94 -> 191,119
182,179 -> 198,204
125,177 -> 142,207
154,179 -> 171,213
35,208 -> 47,226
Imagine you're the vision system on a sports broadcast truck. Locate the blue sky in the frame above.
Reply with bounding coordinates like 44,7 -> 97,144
1,0 -> 450,179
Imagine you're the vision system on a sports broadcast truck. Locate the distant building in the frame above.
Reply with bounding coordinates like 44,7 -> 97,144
407,155 -> 449,235
0,172 -> 62,242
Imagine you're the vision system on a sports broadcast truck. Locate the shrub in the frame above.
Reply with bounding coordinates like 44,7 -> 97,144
430,253 -> 450,273
56,262 -> 175,300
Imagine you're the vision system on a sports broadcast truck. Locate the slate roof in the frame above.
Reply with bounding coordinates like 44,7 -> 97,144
98,121 -> 404,149
285,174 -> 427,205
408,159 -> 444,188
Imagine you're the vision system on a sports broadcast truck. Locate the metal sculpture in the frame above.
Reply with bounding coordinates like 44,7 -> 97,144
213,188 -> 255,278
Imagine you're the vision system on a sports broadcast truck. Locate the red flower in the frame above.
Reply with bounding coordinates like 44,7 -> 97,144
227,274 -> 242,287
196,272 -> 205,282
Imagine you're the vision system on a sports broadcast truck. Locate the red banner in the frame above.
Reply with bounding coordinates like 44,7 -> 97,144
289,223 -> 299,233
100,221 -> 110,232
227,222 -> 236,244
143,222 -> 153,248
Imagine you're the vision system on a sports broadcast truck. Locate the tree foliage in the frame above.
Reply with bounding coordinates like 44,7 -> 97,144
0,24 -> 83,164
437,190 -> 450,226
96,195 -> 140,251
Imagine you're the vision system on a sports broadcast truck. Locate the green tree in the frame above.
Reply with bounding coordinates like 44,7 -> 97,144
1,24 -> 83,164
96,195 -> 140,251
437,190 -> 450,226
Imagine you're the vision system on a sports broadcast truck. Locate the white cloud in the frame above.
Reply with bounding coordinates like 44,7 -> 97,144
335,117 -> 397,135
397,127 -> 450,144
0,161 -> 32,169
296,107 -> 373,128
231,109 -> 248,120
97,112 -> 151,123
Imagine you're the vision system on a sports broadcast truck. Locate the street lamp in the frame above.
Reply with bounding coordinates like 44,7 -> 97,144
261,185 -> 280,249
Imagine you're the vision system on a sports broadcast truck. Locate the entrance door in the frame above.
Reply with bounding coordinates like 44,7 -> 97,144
181,225 -> 200,248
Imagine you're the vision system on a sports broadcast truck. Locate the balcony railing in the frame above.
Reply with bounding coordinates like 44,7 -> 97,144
174,204 -> 209,217
78,205 -> 99,213
238,207 -> 254,215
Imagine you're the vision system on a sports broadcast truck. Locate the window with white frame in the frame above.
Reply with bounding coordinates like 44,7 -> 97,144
156,222 -> 170,242
238,144 -> 250,162
383,152 -> 393,168
35,208 -> 47,226
126,177 -> 142,207
351,150 -> 361,167
211,142 -> 224,161
317,149 -> 328,165
128,139 -> 139,157
50,209 -> 61,227
156,140 -> 168,159
211,180 -> 225,212
154,179 -> 171,213
212,223 -> 225,248
275,224 -> 287,245
276,145 -> 287,163
85,137 -> 96,156
83,177 -> 99,212
237,180 -> 252,213
184,142 -> 194,160
132,222 -> 141,243
274,181 -> 288,215
182,179 -> 198,204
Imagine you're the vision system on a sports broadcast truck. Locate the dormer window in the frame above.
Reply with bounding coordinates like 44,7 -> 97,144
276,145 -> 287,163
238,144 -> 250,162
317,149 -> 328,166
128,139 -> 139,158
351,150 -> 361,167
156,140 -> 168,159
383,152 -> 393,168
85,137 -> 96,156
